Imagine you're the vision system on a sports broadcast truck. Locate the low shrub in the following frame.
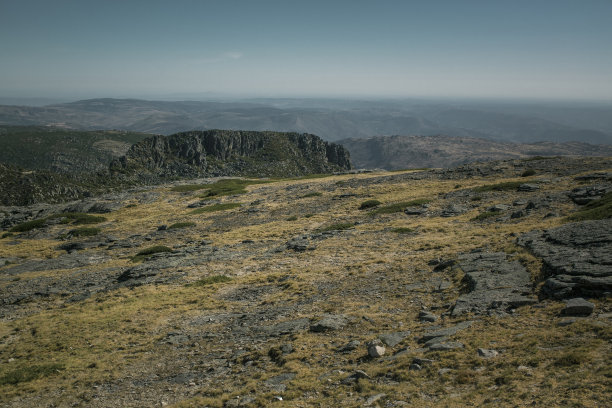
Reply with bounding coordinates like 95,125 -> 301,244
9,218 -> 46,232
69,227 -> 101,237
0,363 -> 64,385
473,181 -> 523,193
359,199 -> 381,210
50,212 -> 106,225
471,211 -> 499,221
566,192 -> 612,221
171,184 -> 208,192
391,227 -> 413,234
168,222 -> 196,229
301,192 -> 322,198
318,222 -> 354,232
370,199 -> 431,215
521,169 -> 536,177
286,216 -> 298,221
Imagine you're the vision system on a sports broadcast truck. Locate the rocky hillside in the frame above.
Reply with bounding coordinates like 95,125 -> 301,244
0,126 -> 150,174
340,134 -> 612,170
1,156 -> 610,407
111,130 -> 351,181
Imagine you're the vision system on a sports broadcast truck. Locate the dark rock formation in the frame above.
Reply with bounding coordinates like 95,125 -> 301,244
451,252 -> 536,316
518,219 -> 612,299
111,130 -> 351,181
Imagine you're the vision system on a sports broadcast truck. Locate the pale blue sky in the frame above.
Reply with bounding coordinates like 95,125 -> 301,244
1,0 -> 611,100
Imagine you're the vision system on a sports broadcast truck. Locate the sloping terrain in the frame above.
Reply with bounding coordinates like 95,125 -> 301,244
340,134 -> 612,170
1,156 -> 610,407
0,126 -> 150,174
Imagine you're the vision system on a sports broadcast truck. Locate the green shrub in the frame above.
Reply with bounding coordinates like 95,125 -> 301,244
190,203 -> 242,214
318,222 -> 354,232
0,363 -> 64,385
566,192 -> 612,221
50,213 -> 106,225
171,184 -> 208,192
370,199 -> 431,215
471,211 -> 499,221
391,227 -> 413,234
135,246 -> 172,257
473,181 -> 523,193
9,218 -> 47,232
199,179 -> 271,198
286,216 -> 298,221
359,199 -> 381,210
168,222 -> 196,229
69,227 -> 101,237
191,275 -> 232,286
301,192 -> 322,198
521,169 -> 536,177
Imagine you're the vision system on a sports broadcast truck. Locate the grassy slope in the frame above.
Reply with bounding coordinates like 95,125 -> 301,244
0,158 -> 610,407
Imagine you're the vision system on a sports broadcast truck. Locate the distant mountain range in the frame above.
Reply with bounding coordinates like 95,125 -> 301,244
1,97 -> 611,144
339,134 -> 612,170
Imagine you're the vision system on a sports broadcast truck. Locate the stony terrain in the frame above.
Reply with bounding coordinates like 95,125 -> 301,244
339,134 -> 612,170
1,156 -> 611,407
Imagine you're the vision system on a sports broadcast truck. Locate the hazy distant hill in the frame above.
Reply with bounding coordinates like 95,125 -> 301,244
339,134 -> 612,170
1,98 -> 610,144
0,126 -> 150,174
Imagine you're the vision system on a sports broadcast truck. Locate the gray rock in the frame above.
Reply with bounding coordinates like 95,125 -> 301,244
518,219 -> 612,299
568,185 -> 611,205
404,207 -> 427,215
341,370 -> 370,384
477,348 -> 499,358
310,314 -> 348,332
419,321 -> 472,344
561,298 -> 595,316
379,331 -> 410,347
409,363 -> 421,371
428,341 -> 464,351
418,311 -> 438,322
412,357 -> 434,366
451,252 -> 536,316
260,318 -> 310,337
518,183 -> 539,192
440,204 -> 468,217
337,340 -> 360,353
365,393 -> 387,406
367,339 -> 386,357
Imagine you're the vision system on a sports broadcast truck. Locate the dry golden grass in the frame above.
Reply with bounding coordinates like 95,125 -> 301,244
1,161 -> 611,407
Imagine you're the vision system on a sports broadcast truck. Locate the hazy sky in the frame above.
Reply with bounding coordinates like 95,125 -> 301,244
1,0 -> 611,101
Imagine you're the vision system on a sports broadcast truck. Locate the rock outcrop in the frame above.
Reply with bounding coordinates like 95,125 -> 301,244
518,219 -> 612,299
111,130 -> 351,180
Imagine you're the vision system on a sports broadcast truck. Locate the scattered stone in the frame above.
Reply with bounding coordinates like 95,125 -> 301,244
489,204 -> 511,212
518,183 -> 539,192
409,363 -> 421,371
419,321 -> 473,343
438,368 -> 452,375
338,340 -> 360,353
477,348 -> 499,358
419,311 -> 438,322
440,204 -> 468,217
557,317 -> 577,327
379,331 -> 410,347
511,210 -> 525,219
433,259 -> 456,272
367,339 -> 386,358
568,185 -> 611,205
428,341 -> 464,351
561,298 -> 595,316
404,207 -> 427,215
365,393 -> 387,406
310,314 -> 348,332
412,357 -> 434,366
286,236 -> 314,252
264,373 -> 296,393
341,370 -> 370,385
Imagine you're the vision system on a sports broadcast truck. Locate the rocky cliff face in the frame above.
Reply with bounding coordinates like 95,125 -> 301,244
111,130 -> 351,180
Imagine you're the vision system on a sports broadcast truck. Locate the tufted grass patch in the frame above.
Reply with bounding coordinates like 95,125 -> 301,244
0,363 -> 65,385
190,275 -> 233,286
473,181 -> 523,192
69,227 -> 101,237
370,199 -> 431,215
168,222 -> 196,229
